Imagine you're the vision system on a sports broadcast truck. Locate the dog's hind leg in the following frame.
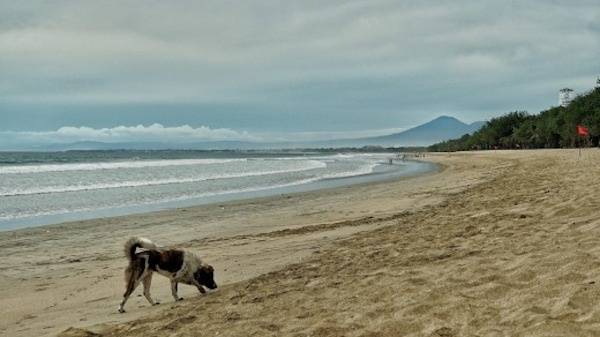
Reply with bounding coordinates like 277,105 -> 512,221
142,273 -> 159,306
118,263 -> 144,313
171,280 -> 183,301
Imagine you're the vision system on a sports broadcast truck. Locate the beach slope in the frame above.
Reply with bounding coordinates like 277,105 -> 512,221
6,150 -> 600,336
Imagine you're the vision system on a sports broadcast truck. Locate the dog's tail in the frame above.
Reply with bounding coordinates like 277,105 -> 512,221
124,237 -> 157,261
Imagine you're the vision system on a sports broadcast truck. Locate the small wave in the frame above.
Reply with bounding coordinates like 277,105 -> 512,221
0,207 -> 83,221
0,160 -> 327,197
0,174 -> 331,221
147,164 -> 379,205
0,162 -> 386,221
0,158 -> 248,174
319,163 -> 377,180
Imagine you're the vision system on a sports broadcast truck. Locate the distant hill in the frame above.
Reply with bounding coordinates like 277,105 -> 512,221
356,116 -> 484,147
6,116 -> 485,151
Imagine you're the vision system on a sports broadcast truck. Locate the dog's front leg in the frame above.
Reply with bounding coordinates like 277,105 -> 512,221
171,280 -> 183,301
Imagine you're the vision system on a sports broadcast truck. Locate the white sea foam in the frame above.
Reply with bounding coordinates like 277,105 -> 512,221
0,177 -> 320,221
0,160 -> 327,196
0,163 -> 382,221
319,163 -> 377,180
0,153 -> 408,225
0,173 -> 342,221
0,158 -> 247,174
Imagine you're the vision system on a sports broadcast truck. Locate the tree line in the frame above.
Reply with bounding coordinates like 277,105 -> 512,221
428,86 -> 600,151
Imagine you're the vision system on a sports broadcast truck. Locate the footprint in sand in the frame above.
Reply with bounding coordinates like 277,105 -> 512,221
526,306 -> 549,315
567,284 -> 600,311
85,296 -> 110,304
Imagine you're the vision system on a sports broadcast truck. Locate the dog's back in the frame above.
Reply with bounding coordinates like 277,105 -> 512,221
139,248 -> 186,276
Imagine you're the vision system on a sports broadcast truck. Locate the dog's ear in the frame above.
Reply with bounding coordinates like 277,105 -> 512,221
194,266 -> 213,279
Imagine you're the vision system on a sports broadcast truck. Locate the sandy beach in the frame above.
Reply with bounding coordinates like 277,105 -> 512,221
4,149 -> 600,336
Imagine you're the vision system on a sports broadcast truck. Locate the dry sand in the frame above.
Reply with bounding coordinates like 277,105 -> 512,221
4,149 -> 600,336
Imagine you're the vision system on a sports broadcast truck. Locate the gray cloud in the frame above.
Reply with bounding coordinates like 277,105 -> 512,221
1,0 -> 599,133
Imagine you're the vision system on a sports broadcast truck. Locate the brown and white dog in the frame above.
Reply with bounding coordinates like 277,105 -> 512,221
118,237 -> 217,313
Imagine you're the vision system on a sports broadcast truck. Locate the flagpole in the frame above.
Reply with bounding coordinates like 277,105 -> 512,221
578,128 -> 581,160
576,125 -> 590,161
578,135 -> 581,160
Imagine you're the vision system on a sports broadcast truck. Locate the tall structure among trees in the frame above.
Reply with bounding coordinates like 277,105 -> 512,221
559,88 -> 574,107
429,83 -> 600,151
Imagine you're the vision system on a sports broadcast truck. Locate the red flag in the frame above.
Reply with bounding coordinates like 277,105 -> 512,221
577,125 -> 589,137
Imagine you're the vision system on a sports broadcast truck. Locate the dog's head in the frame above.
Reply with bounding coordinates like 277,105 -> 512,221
194,265 -> 217,290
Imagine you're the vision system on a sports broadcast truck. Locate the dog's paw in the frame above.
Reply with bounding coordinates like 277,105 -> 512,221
153,301 -> 161,306
118,307 -> 126,313
176,297 -> 184,301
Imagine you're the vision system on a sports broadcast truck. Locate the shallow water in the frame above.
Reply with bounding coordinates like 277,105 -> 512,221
0,151 -> 435,230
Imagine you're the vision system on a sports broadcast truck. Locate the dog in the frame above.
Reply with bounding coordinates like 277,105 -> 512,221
118,237 -> 217,313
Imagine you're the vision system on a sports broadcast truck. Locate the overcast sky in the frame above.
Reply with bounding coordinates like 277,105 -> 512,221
1,0 -> 599,143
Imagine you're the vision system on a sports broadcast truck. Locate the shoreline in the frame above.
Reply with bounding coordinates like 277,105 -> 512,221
0,159 -> 436,232
0,153 -> 499,337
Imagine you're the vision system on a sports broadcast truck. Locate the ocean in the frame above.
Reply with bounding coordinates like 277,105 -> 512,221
0,150 -> 434,230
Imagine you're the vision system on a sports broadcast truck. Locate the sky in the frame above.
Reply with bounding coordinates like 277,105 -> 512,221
1,0 -> 599,145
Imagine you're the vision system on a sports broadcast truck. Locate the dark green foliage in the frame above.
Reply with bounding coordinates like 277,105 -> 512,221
429,87 -> 600,151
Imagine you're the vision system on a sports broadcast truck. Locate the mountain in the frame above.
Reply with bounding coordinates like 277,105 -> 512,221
6,116 -> 485,151
351,116 -> 484,147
